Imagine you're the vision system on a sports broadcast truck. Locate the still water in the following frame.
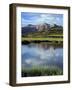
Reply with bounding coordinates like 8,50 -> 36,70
21,43 -> 63,70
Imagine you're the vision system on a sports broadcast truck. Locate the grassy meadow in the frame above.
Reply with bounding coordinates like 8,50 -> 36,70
22,37 -> 63,41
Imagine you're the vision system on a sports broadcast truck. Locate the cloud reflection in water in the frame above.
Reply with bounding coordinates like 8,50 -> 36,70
21,45 -> 63,68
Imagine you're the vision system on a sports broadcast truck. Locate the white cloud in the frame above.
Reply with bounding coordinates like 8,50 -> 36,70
25,59 -> 32,64
34,14 -> 56,25
40,14 -> 48,18
25,58 -> 42,66
22,14 -> 55,25
24,47 -> 57,66
21,13 -> 63,26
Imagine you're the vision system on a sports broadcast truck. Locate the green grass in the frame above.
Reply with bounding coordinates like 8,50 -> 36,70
22,37 -> 63,41
22,30 -> 63,38
46,34 -> 63,36
22,66 -> 63,77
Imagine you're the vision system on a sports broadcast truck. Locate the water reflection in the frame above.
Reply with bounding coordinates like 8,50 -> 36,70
21,42 -> 63,70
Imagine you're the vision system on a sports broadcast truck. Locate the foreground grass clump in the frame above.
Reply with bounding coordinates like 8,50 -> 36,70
21,66 -> 63,77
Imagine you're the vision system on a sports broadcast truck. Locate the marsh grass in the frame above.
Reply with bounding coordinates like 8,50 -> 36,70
21,66 -> 63,77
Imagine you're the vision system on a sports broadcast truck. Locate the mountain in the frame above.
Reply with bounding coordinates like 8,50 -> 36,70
22,24 -> 38,35
35,23 -> 50,31
51,24 -> 63,30
22,23 -> 63,36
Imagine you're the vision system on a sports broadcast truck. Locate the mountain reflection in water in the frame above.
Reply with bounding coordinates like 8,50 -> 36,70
21,42 -> 63,70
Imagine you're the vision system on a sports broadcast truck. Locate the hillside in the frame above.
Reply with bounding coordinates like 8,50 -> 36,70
22,23 -> 63,38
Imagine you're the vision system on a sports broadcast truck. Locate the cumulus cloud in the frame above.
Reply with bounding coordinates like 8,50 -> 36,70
22,46 -> 60,66
21,12 -> 63,27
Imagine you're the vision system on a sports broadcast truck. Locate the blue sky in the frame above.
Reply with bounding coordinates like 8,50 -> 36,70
21,12 -> 63,27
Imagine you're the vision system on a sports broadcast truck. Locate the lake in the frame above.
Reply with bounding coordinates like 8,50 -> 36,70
21,42 -> 63,76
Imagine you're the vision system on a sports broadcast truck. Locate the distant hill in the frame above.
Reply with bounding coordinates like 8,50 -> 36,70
22,23 -> 63,37
22,26 -> 37,35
